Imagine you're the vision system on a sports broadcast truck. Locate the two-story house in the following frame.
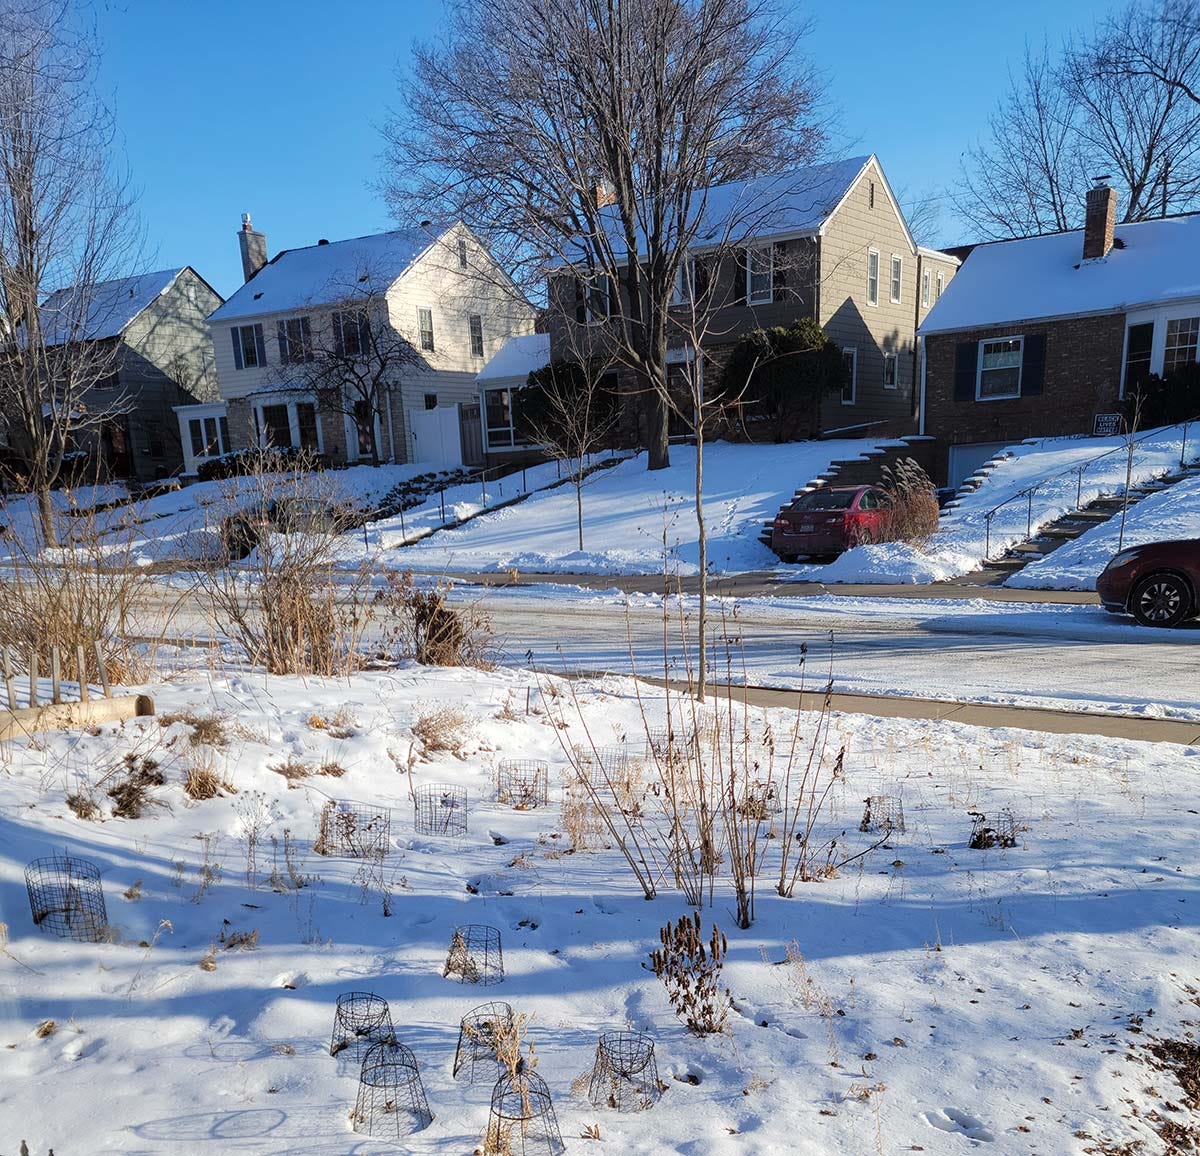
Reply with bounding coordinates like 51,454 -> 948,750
33,267 -> 223,481
919,178 -> 1200,487
517,155 -> 958,456
186,216 -> 536,475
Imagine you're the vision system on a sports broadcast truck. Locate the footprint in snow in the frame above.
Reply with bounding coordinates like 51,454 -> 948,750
922,1107 -> 995,1143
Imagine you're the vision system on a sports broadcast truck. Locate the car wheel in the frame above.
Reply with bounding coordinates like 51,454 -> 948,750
1130,572 -> 1194,628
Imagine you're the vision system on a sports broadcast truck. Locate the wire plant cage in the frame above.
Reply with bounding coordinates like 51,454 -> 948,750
737,777 -> 783,819
330,991 -> 395,1062
452,1000 -> 515,1083
587,1030 -> 662,1112
969,808 -> 1019,850
643,726 -> 698,764
860,794 -> 906,836
25,854 -> 107,941
496,760 -> 549,810
351,1039 -> 433,1140
414,783 -> 468,836
485,1068 -> 564,1156
314,800 -> 391,860
443,923 -> 504,985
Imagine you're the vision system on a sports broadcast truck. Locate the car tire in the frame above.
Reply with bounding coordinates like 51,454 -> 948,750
1130,572 -> 1194,628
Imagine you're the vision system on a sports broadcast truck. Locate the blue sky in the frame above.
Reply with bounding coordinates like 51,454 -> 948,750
96,0 -> 1106,299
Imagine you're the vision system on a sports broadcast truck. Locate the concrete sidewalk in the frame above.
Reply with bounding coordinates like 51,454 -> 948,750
609,675 -> 1200,747
449,569 -> 1099,604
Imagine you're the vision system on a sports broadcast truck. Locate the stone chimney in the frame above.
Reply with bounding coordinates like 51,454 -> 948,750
238,212 -> 267,282
1083,177 -> 1117,260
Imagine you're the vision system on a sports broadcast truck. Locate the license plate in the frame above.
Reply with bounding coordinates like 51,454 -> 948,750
798,523 -> 815,533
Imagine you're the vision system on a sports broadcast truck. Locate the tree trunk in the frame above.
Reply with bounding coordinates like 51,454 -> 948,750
695,426 -> 706,700
646,387 -> 670,471
35,485 -> 58,547
576,476 -> 584,551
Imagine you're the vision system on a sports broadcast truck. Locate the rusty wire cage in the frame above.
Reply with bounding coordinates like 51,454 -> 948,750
414,783 -> 468,836
860,794 -> 906,836
351,1039 -> 432,1140
25,854 -> 107,941
485,1068 -> 564,1156
452,1000 -> 514,1084
330,991 -> 394,1062
496,760 -> 549,810
443,923 -> 504,986
969,808 -> 1018,850
587,1030 -> 661,1112
315,800 -> 391,860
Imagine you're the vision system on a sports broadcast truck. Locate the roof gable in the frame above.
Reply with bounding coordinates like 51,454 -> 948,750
40,268 -> 185,344
820,155 -> 916,254
209,226 -> 445,323
920,214 -> 1200,335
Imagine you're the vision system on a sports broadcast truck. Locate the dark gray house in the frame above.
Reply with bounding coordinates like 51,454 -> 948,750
37,267 -> 224,481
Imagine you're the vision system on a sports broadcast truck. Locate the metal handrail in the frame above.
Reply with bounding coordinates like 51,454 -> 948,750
975,417 -> 1197,559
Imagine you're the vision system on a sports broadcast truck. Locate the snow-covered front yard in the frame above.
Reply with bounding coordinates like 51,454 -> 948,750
2,657 -> 1199,1153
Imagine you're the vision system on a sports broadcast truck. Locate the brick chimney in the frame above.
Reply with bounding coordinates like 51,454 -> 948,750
238,212 -> 267,282
1083,176 -> 1117,260
592,180 -> 617,209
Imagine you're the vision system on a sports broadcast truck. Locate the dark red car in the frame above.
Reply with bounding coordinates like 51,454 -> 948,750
770,484 -> 889,563
1096,538 -> 1200,627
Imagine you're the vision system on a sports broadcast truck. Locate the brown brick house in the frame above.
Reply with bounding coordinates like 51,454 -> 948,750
482,155 -> 959,461
919,179 -> 1200,487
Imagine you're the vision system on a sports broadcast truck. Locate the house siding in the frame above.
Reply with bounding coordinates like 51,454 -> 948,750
923,313 -> 1127,485
818,159 -> 918,431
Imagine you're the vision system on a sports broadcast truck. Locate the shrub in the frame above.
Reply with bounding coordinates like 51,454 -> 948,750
412,704 -> 473,757
107,755 -> 167,819
877,458 -> 939,546
182,746 -> 232,801
1122,365 -> 1200,430
650,913 -> 730,1035
196,445 -> 311,482
376,570 -> 494,668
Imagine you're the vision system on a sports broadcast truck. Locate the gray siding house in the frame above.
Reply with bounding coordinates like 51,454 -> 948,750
37,267 -> 224,481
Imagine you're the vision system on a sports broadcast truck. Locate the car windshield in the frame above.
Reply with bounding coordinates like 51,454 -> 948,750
790,490 -> 857,511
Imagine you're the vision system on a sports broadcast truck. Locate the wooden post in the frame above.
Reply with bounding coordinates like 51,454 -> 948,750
29,651 -> 38,708
51,646 -> 62,705
93,641 -> 111,698
2,647 -> 15,712
76,644 -> 89,703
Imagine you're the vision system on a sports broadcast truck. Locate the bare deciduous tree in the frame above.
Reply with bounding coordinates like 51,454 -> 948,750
384,0 -> 826,473
955,11 -> 1200,240
0,0 -> 139,544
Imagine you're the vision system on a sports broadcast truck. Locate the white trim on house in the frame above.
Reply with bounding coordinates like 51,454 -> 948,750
866,249 -> 880,307
975,335 -> 1025,401
889,255 -> 903,304
251,392 -> 324,453
817,155 -> 917,255
173,401 -> 230,476
746,245 -> 773,304
1122,298 -> 1200,395
922,269 -> 931,307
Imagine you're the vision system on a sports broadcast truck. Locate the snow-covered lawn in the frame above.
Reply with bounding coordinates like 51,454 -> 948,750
2,657 -> 1199,1153
785,424 -> 1198,585
388,441 -> 878,576
1009,474 -> 1200,590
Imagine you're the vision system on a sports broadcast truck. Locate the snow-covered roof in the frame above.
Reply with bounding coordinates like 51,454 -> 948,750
572,155 -> 875,261
39,268 -> 185,344
210,226 -> 443,323
920,214 -> 1200,336
476,333 -> 549,384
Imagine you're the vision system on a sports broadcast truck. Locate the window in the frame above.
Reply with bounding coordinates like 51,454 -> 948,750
866,250 -> 879,306
935,271 -> 944,299
1163,316 -> 1200,376
424,392 -> 438,410
295,403 -> 319,450
1123,322 -> 1154,395
276,316 -> 313,364
259,403 -> 291,447
483,387 -> 531,449
457,237 -> 468,268
747,246 -> 772,304
231,323 -> 264,370
146,422 -> 165,460
352,399 -> 375,458
188,416 -> 225,459
333,310 -> 370,357
883,353 -> 897,389
469,314 -> 484,358
841,347 -> 857,405
889,256 -> 902,304
418,308 -> 435,352
671,259 -> 694,306
922,269 -> 931,308
255,399 -> 321,451
589,277 -> 612,321
977,337 -> 1023,400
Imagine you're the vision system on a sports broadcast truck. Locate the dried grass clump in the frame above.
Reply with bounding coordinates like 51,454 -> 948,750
182,746 -> 233,801
270,755 -> 346,787
307,707 -> 357,738
33,1019 -> 57,1039
66,792 -> 100,821
219,925 -> 260,951
877,458 -> 939,546
160,711 -> 230,748
107,755 -> 166,819
413,705 -> 473,757
376,570 -> 494,668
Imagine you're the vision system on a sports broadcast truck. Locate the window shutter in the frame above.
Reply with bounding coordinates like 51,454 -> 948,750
332,313 -> 345,357
733,249 -> 748,305
953,341 -> 979,401
773,241 -> 787,302
231,328 -> 243,370
1021,334 -> 1046,395
253,325 -> 266,367
277,320 -> 288,364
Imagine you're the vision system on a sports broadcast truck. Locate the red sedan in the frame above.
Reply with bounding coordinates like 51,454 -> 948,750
770,484 -> 890,563
1096,538 -> 1200,628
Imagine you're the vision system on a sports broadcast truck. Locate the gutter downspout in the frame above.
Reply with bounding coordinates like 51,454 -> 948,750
386,383 -> 398,464
918,335 -> 927,436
